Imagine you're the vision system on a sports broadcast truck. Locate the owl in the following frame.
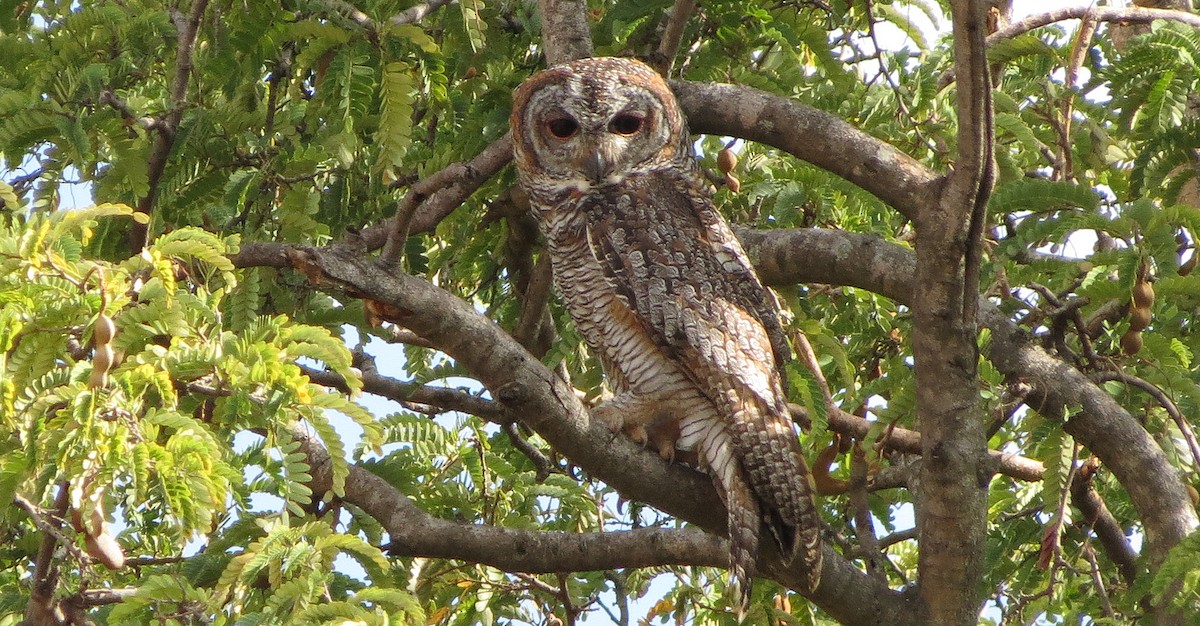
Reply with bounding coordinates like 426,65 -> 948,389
510,57 -> 822,609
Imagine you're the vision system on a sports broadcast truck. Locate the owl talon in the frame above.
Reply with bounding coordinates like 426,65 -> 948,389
627,424 -> 649,446
589,405 -> 625,434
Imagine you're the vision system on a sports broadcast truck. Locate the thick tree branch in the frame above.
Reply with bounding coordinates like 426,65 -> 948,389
280,242 -> 915,624
537,0 -> 594,65
910,0 -> 995,619
738,227 -> 1199,569
673,81 -> 938,222
295,426 -> 729,572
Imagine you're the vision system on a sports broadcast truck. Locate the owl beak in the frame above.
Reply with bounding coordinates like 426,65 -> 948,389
581,151 -> 609,183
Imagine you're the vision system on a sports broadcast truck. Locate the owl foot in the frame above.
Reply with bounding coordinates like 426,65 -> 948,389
589,403 -> 626,435
643,413 -> 681,463
589,394 -> 681,463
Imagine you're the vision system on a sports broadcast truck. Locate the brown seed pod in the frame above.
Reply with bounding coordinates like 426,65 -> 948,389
89,344 -> 114,389
1132,279 -> 1155,309
717,147 -> 738,175
725,173 -> 741,193
93,314 -> 115,346
1129,306 -> 1152,332
84,527 -> 125,570
1121,329 -> 1143,355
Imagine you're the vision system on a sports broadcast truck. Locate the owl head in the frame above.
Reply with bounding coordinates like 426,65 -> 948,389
510,57 -> 691,192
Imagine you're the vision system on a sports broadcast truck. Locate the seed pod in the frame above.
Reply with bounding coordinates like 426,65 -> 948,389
1132,280 -> 1155,309
1129,306 -> 1152,331
89,344 -> 114,388
717,147 -> 738,175
725,173 -> 741,193
84,527 -> 125,570
93,314 -> 115,346
1121,329 -> 1143,355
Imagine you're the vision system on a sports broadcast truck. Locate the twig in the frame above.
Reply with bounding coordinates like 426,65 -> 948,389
298,364 -> 507,423
601,571 -> 630,626
798,404 -> 1046,482
849,442 -> 886,578
650,0 -> 697,76
97,90 -> 159,131
391,0 -> 456,26
791,329 -> 835,414
1070,456 -> 1138,584
513,255 -> 554,353
877,528 -> 918,549
378,135 -> 514,267
131,0 -> 211,251
1092,371 -> 1200,473
505,421 -> 564,481
1083,543 -> 1116,618
938,6 -> 1200,89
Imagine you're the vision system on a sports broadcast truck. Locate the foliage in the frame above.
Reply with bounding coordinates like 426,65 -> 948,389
0,0 -> 1199,624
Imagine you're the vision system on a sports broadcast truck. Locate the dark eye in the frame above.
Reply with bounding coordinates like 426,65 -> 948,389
608,113 -> 644,135
545,117 -> 579,139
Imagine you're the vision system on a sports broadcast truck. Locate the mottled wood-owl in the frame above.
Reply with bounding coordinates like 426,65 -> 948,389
510,57 -> 822,610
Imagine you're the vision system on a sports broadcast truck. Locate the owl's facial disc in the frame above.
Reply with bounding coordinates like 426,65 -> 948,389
534,104 -> 661,184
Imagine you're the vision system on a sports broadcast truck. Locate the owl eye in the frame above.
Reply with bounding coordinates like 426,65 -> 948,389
608,113 -> 644,135
545,117 -> 579,139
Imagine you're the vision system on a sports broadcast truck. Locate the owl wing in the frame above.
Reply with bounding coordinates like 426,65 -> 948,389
585,170 -> 790,414
585,170 -> 821,581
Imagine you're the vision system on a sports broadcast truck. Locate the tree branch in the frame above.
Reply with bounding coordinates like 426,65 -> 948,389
232,134 -> 513,270
737,226 -> 1199,569
673,81 -> 938,222
131,0 -> 210,252
994,6 -> 1200,43
298,364 -> 505,422
815,405 -> 1045,482
295,424 -> 730,572
1070,456 -> 1139,584
390,0 -> 456,26
938,6 -> 1200,88
1092,371 -> 1200,472
650,0 -> 697,76
537,0 -> 594,65
279,242 -> 916,624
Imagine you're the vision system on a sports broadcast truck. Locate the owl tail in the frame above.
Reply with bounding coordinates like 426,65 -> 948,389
735,400 -> 824,594
701,431 -> 762,618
